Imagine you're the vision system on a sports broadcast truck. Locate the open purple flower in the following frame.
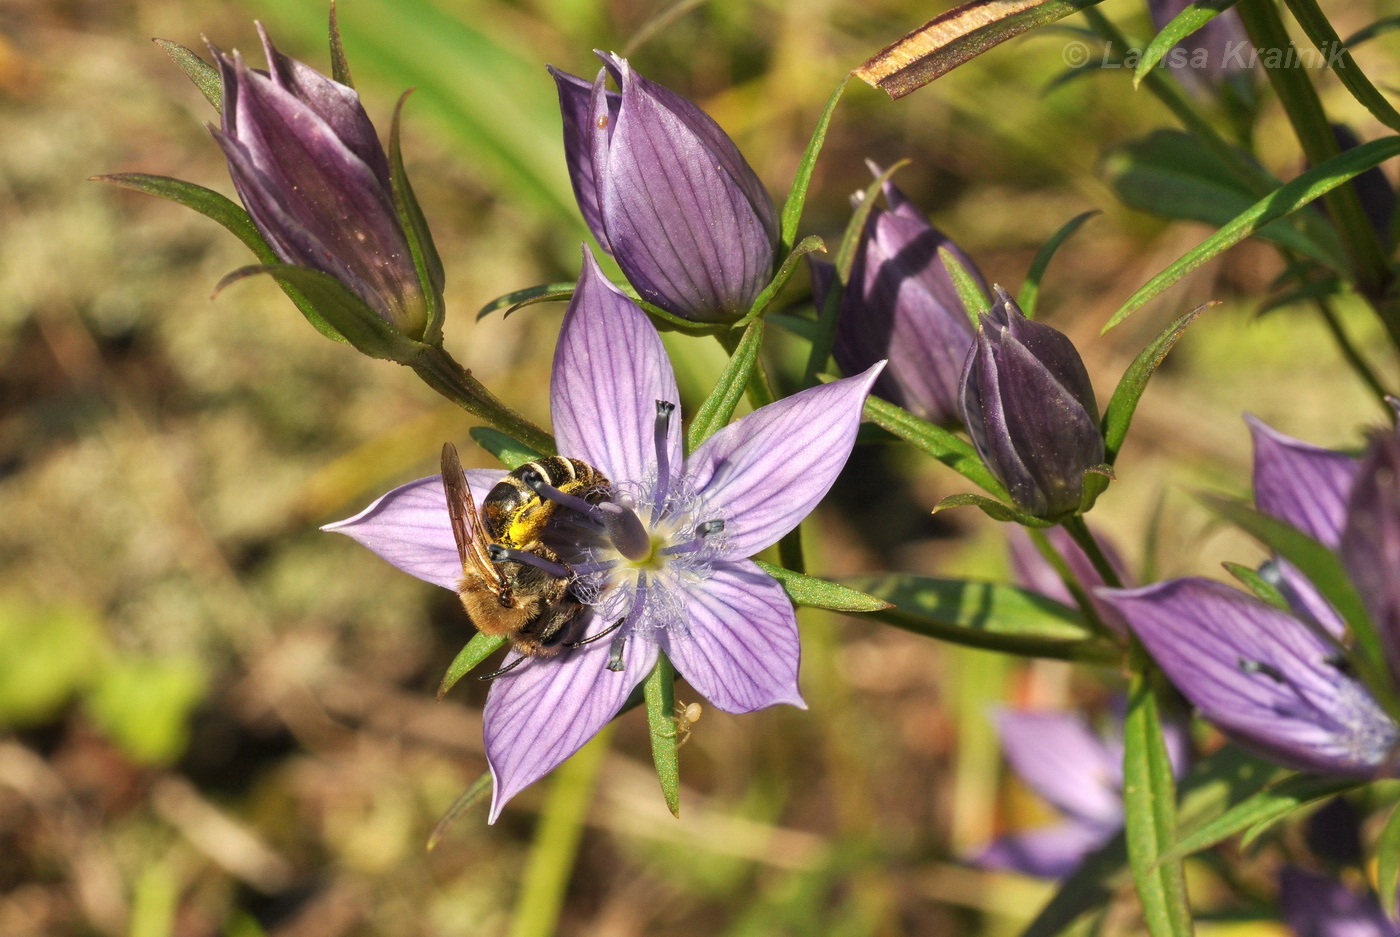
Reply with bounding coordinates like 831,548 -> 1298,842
975,708 -> 1187,878
1279,867 -> 1395,937
809,166 -> 981,426
549,53 -> 778,323
208,25 -> 435,339
325,246 -> 881,819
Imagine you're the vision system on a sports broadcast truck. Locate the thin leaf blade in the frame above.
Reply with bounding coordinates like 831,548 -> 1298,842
1133,0 -> 1240,88
780,76 -> 849,254
861,394 -> 1007,498
437,633 -> 507,699
470,427 -> 545,470
1018,210 -> 1099,317
1161,773 -> 1359,863
1103,302 -> 1214,463
644,654 -> 681,818
756,562 -> 892,613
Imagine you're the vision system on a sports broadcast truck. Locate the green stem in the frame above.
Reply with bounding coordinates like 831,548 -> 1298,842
1312,297 -> 1393,415
1027,527 -> 1115,638
1061,516 -> 1124,589
715,328 -> 777,409
507,727 -> 612,937
1235,0 -> 1395,309
411,345 -> 556,455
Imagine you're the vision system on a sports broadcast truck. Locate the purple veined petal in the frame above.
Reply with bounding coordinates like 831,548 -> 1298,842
1099,579 -> 1398,777
961,331 -> 1045,512
256,22 -> 391,188
865,163 -> 927,224
594,55 -> 775,321
994,709 -> 1123,826
551,247 -> 682,487
321,469 -> 506,590
483,609 -> 658,821
685,363 -> 884,558
547,65 -> 619,251
1247,415 -> 1360,548
973,819 -> 1115,880
655,558 -> 804,714
1006,526 -> 1131,635
1269,559 -> 1347,638
995,290 -> 1098,420
1340,431 -> 1400,686
1278,866 -> 1394,937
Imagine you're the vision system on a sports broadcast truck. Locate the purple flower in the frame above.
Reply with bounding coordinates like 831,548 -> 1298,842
1279,867 -> 1395,937
960,289 -> 1104,518
975,708 -> 1188,878
1146,0 -> 1250,91
809,166 -> 981,426
1099,418 -> 1400,777
209,25 -> 434,337
324,246 -> 882,819
1007,525 -> 1131,634
549,53 -> 778,323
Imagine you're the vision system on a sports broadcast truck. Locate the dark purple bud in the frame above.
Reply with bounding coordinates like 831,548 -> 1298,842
812,169 -> 979,425
210,26 -> 431,337
549,52 -> 778,323
1340,430 -> 1400,685
1146,0 -> 1251,91
960,289 -> 1104,518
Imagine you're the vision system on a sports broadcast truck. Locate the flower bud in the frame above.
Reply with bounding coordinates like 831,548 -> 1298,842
209,26 -> 434,338
812,168 -> 980,425
549,52 -> 779,323
960,289 -> 1104,518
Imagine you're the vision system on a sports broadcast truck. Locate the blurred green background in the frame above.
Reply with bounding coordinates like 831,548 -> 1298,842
1,0 -> 1397,933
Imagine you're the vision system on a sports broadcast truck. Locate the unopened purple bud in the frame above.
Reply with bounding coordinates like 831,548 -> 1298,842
210,26 -> 432,337
960,289 -> 1104,518
1340,430 -> 1400,684
549,53 -> 778,323
812,169 -> 980,426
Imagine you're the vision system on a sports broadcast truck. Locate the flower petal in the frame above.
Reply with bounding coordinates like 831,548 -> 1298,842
1278,866 -> 1394,937
685,363 -> 884,558
1247,415 -> 1359,548
995,709 -> 1123,826
483,617 -> 657,821
551,247 -> 682,487
321,469 -> 506,590
1006,526 -> 1131,634
547,65 -> 619,250
1099,579 -> 1397,776
656,559 -> 804,714
1340,430 -> 1400,685
973,820 -> 1114,880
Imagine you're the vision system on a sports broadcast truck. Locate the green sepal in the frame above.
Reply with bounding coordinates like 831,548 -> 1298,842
755,561 -> 892,613
437,633 -> 507,699
215,264 -> 419,361
1376,802 -> 1400,918
1018,210 -> 1098,317
845,573 -> 1119,663
1102,302 -> 1214,463
939,246 -> 990,324
1133,0 -> 1240,87
933,492 -> 1055,528
388,91 -> 445,343
1077,464 -> 1115,515
470,427 -> 545,470
687,319 -> 765,452
426,770 -> 492,850
476,282 -> 575,321
154,39 -> 222,111
328,0 -> 355,88
859,393 -> 1008,498
643,654 -> 681,818
779,75 -> 848,254
734,235 -> 826,327
1104,135 -> 1400,332
1221,561 -> 1289,609
95,173 -> 349,345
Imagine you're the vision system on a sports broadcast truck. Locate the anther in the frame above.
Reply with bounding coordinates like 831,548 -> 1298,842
607,631 -> 628,672
697,519 -> 724,537
1238,658 -> 1287,683
653,400 -> 676,515
488,544 -> 572,579
1324,653 -> 1356,677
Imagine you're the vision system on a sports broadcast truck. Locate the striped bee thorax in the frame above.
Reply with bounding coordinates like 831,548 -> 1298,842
481,457 -> 612,548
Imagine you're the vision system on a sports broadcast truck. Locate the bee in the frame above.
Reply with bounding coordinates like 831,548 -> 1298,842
440,442 -> 617,678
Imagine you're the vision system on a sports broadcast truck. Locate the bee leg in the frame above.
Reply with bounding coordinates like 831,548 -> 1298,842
564,616 -> 625,649
477,654 -> 529,681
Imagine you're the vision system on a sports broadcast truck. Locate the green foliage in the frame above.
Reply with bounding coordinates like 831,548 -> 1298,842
1018,210 -> 1098,317
438,633 -> 508,699
1133,0 -> 1240,86
644,655 -> 681,818
86,657 -> 206,765
0,601 -> 106,725
1161,773 -> 1360,862
1102,302 -> 1213,463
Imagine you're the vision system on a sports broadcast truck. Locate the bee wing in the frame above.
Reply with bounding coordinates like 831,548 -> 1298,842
440,442 -> 502,588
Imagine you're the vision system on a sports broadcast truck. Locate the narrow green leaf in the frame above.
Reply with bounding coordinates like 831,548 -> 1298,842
1161,773 -> 1359,863
767,311 -> 817,342
756,562 -> 892,613
644,654 -> 681,818
1255,277 -> 1343,316
470,427 -> 544,470
154,39 -> 222,111
837,162 -> 908,283
426,770 -> 492,850
1283,0 -> 1400,133
1041,59 -> 1124,96
939,246 -> 990,324
1018,210 -> 1099,317
476,283 -> 576,321
388,91 -> 446,342
328,0 -> 355,88
846,574 -> 1120,663
1102,302 -> 1214,463
934,492 -> 1055,528
780,76 -> 849,254
686,320 -> 765,451
1122,657 -> 1193,937
1133,0 -> 1240,87
1221,562 -> 1289,609
1377,803 -> 1400,918
1104,136 -> 1400,331
735,235 -> 826,326
1343,15 -> 1400,49
437,633 -> 507,699
861,394 -> 1008,498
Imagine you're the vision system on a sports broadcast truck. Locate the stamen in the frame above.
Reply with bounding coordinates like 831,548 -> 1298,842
1238,658 -> 1287,683
571,559 -> 621,577
653,400 -> 675,516
524,472 -> 650,561
488,544 -> 572,579
607,631 -> 628,671
661,540 -> 702,557
697,519 -> 724,537
523,471 -> 602,520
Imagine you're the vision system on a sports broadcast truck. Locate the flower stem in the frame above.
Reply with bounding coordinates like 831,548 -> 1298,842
1027,527 -> 1115,638
1312,297 -> 1393,416
410,345 -> 556,455
507,726 -> 612,937
1061,516 -> 1124,589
